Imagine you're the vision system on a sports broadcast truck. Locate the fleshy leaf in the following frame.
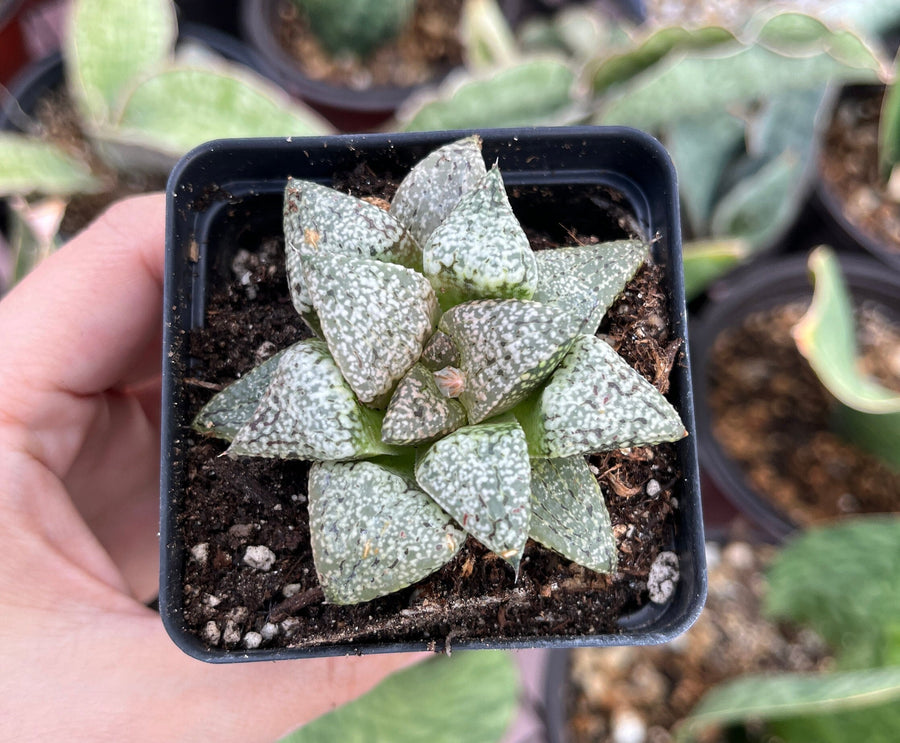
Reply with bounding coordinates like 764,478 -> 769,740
0,134 -> 102,196
308,460 -> 465,604
382,364 -> 467,446
114,67 -> 332,157
415,418 -> 531,566
390,135 -> 487,247
228,339 -> 394,460
302,252 -> 439,406
420,330 -> 460,371
532,240 -> 649,334
439,299 -> 580,424
193,348 -> 288,440
529,457 -> 617,574
682,239 -> 750,301
423,166 -> 536,309
285,178 -> 420,318
65,0 -> 176,127
517,334 -> 686,458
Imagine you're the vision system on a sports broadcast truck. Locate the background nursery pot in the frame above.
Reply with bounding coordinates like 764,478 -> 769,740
161,126 -> 704,662
692,253 -> 900,541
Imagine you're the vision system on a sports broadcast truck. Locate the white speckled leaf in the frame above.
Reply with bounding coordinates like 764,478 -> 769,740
382,364 -> 467,445
533,240 -> 649,334
423,166 -> 536,309
391,135 -> 487,246
529,457 -> 617,573
284,178 -> 420,318
192,348 -> 288,440
302,251 -> 439,406
439,299 -> 580,423
414,418 -> 531,567
309,460 -> 465,604
421,330 -> 460,370
518,334 -> 687,458
228,339 -> 394,460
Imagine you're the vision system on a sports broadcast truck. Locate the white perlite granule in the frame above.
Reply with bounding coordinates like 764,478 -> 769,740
647,551 -> 679,604
243,545 -> 276,571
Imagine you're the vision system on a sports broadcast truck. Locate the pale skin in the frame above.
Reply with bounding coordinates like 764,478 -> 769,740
0,194 -> 419,742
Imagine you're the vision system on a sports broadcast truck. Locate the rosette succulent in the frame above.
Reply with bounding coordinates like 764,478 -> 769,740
193,136 -> 687,606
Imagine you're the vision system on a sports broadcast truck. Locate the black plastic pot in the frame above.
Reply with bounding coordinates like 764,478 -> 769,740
161,126 -> 705,662
692,253 -> 900,542
238,0 -> 524,132
813,84 -> 900,273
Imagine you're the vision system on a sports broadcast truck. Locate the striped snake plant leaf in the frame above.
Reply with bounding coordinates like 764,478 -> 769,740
439,299 -> 581,424
532,240 -> 649,334
529,456 -> 617,574
517,334 -> 686,458
308,460 -> 465,605
302,251 -> 440,407
228,339 -> 396,460
382,363 -> 468,446
390,134 -> 487,247
415,417 -> 531,568
423,165 -> 536,310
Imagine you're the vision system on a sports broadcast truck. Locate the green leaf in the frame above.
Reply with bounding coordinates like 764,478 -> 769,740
765,517 -> 900,669
423,166 -> 536,310
589,25 -> 734,93
531,240 -> 648,335
516,334 -> 686,458
665,112 -> 745,234
709,150 -> 800,248
64,0 -> 176,126
682,239 -> 750,301
307,460 -> 465,604
821,0 -> 900,37
879,63 -> 900,176
228,339 -> 395,461
114,66 -> 332,157
381,363 -> 467,446
439,299 -> 580,424
390,135 -> 486,248
285,178 -> 420,318
293,0 -> 414,58
0,134 -> 102,196
792,247 -> 900,468
676,666 -> 900,743
420,330 -> 460,371
770,700 -> 900,743
415,418 -> 531,567
302,252 -> 439,406
600,43 -> 879,131
529,457 -> 616,573
460,0 -> 518,72
400,59 -> 576,131
280,651 -> 518,743
192,349 -> 289,440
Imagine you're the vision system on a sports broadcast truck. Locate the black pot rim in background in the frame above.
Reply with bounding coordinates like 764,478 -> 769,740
161,126 -> 706,662
691,251 -> 900,542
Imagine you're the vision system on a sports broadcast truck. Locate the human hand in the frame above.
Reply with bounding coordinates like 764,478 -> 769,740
0,194 -> 419,742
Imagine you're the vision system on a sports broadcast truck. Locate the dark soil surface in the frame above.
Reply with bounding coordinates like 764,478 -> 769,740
819,86 -> 900,255
708,302 -> 900,528
275,0 -> 463,89
176,175 -> 685,654
566,540 -> 832,743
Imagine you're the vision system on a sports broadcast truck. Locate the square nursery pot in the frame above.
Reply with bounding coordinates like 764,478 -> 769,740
160,127 -> 705,662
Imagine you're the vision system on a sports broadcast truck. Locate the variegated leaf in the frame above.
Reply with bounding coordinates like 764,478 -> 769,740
439,299 -> 580,423
192,348 -> 288,440
517,334 -> 686,458
420,330 -> 460,371
228,339 -> 394,460
309,460 -> 465,604
390,135 -> 487,247
284,178 -> 420,318
529,457 -> 616,573
532,240 -> 649,334
415,418 -> 531,567
302,251 -> 439,406
382,363 -> 467,446
423,166 -> 536,309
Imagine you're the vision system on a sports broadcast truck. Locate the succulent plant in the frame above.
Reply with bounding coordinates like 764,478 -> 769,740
291,0 -> 416,59
194,135 -> 687,605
